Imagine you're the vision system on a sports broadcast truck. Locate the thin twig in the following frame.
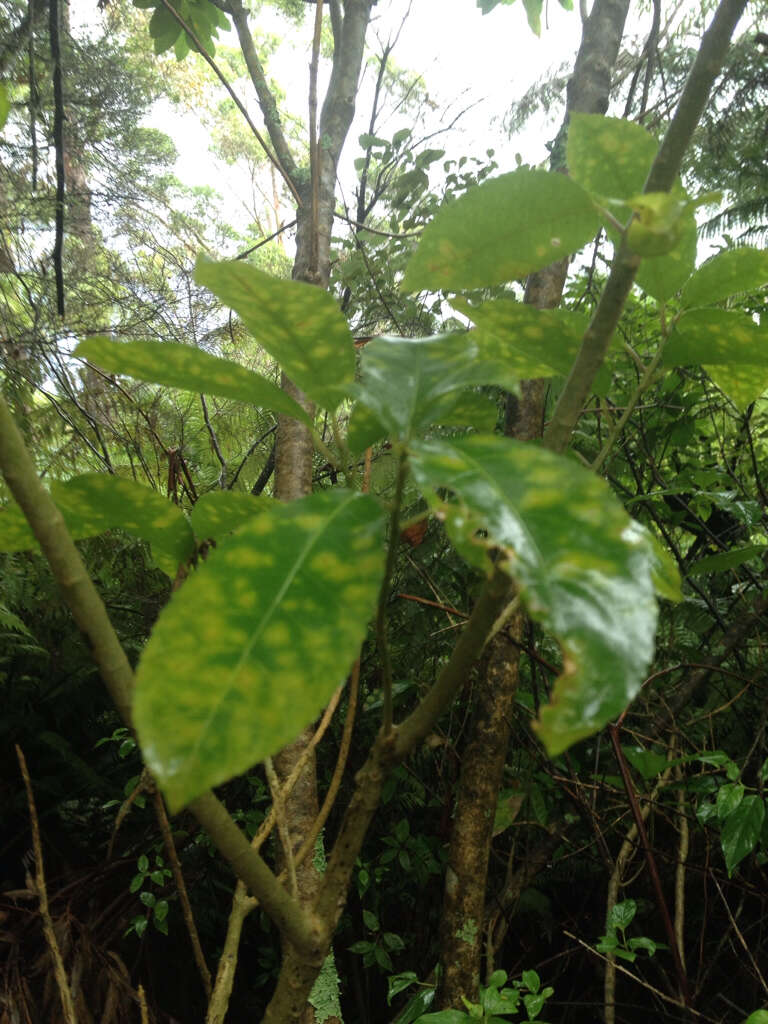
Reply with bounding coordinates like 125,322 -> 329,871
265,755 -> 299,899
711,872 -> 768,994
334,209 -> 422,239
153,788 -> 212,998
16,745 -> 78,1024
566,930 -> 717,1021
609,724 -> 690,1005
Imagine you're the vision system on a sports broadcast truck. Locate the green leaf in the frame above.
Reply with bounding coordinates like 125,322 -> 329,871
482,985 -> 520,1014
633,205 -> 697,302
680,246 -> 768,310
194,256 -> 355,409
665,309 -> 768,367
348,941 -> 372,955
134,490 -> 385,810
138,854 -> 149,873
688,545 -> 766,577
148,3 -> 181,52
523,991 -> 548,1019
521,969 -> 540,994
190,491 -> 270,542
488,970 -> 508,988
742,1012 -> 768,1024
628,937 -> 658,955
438,391 -> 500,433
354,333 -> 517,444
0,474 -> 195,572
722,795 -> 765,876
413,1014 -> 469,1024
388,972 -> 419,1005
393,985 -> 437,1024
522,0 -> 543,34
707,365 -> 768,409
633,523 -> 682,602
0,83 -> 9,131
567,114 -> 657,201
408,436 -> 659,755
452,297 -> 596,382
716,782 -> 745,819
74,335 -> 309,425
363,909 -> 379,931
622,745 -> 668,780
608,899 -> 637,930
664,309 -> 768,405
403,169 -> 600,292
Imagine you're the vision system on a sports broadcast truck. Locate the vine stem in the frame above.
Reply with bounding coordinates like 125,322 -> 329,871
377,450 -> 408,735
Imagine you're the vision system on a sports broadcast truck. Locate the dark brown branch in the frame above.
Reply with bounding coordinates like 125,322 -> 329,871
49,0 -> 65,315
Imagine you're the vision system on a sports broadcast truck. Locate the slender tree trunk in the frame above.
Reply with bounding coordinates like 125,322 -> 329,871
437,0 -> 631,1007
437,617 -> 524,1006
266,5 -> 374,1022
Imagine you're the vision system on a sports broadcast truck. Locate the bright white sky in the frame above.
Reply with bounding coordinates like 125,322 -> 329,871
70,0 -> 667,233
160,0 -> 599,220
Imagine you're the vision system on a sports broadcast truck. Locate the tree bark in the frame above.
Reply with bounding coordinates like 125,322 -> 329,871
437,0 -> 631,1007
437,617 -> 524,1007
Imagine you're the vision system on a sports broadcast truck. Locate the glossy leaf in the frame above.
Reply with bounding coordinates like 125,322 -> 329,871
392,984 -> 437,1024
134,490 -> 385,810
451,297 -> 599,383
743,1011 -> 768,1024
354,333 -> 517,445
568,114 -> 657,200
408,436 -> 660,755
74,335 -> 309,424
608,899 -> 637,930
403,169 -> 600,292
0,474 -> 194,573
680,246 -> 768,309
721,795 -> 765,876
194,256 -> 355,409
190,491 -> 270,542
716,782 -> 745,820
